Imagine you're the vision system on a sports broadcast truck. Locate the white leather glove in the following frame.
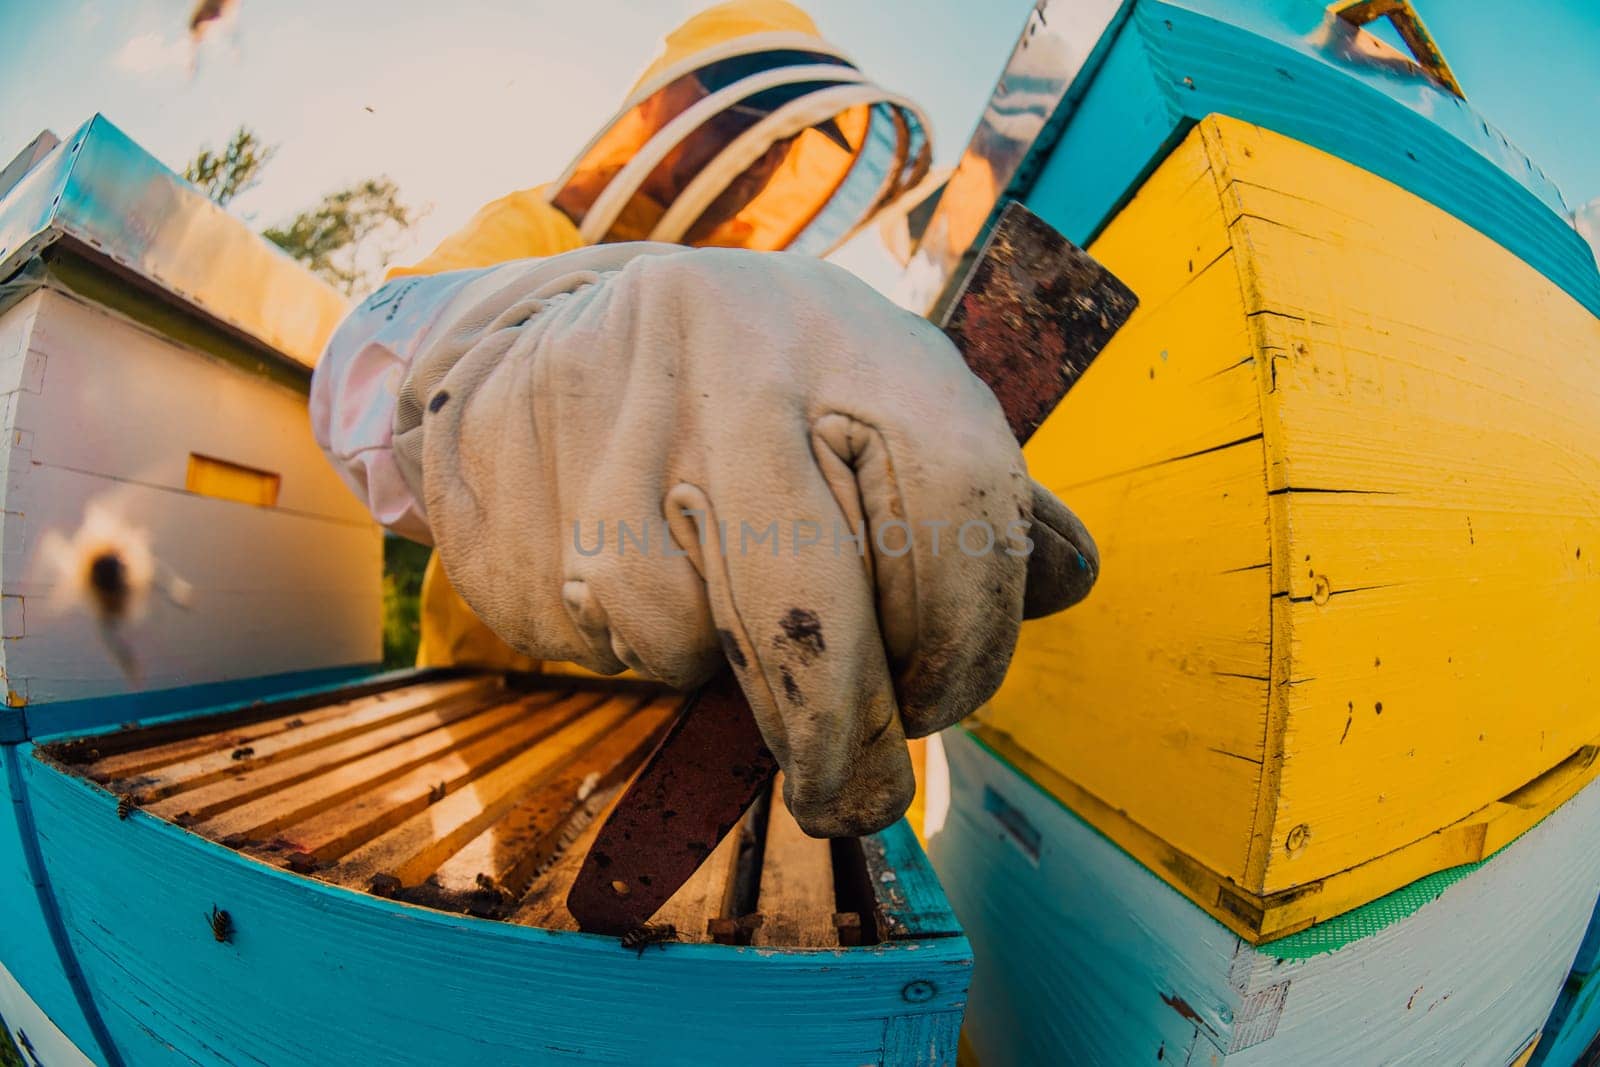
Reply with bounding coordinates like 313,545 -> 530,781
393,244 -> 1097,836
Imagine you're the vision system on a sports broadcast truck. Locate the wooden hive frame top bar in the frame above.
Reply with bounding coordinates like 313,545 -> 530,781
40,670 -> 936,950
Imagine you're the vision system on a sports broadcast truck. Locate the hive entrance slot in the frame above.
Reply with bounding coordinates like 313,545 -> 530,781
47,671 -> 886,949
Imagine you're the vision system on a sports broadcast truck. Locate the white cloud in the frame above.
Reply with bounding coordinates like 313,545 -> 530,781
113,32 -> 189,76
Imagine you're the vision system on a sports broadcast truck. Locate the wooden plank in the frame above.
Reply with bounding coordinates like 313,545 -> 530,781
331,694 -> 672,890
511,787 -> 628,932
935,727 -> 1600,1067
91,677 -> 496,787
1198,115 -> 1600,894
431,693 -> 681,901
21,748 -> 973,1066
651,826 -> 741,944
197,690 -> 588,845
981,441 -> 1271,883
259,690 -> 603,862
142,686 -> 515,823
751,775 -> 837,948
984,122 -> 1272,887
860,819 -> 960,941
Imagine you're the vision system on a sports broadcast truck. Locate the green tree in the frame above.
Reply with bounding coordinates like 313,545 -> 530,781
263,177 -> 416,296
182,125 -> 274,208
183,127 -> 419,297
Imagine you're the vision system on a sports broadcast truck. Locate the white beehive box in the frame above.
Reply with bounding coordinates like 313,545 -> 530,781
0,116 -> 379,741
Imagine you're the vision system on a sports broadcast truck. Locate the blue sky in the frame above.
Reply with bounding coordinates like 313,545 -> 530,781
0,0 -> 1036,271
0,0 -> 1596,275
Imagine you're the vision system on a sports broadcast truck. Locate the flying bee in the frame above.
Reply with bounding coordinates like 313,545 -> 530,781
115,793 -> 137,820
620,922 -> 677,958
39,499 -> 192,685
206,904 -> 233,944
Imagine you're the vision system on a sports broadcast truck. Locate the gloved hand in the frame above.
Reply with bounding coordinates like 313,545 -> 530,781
393,244 -> 1097,836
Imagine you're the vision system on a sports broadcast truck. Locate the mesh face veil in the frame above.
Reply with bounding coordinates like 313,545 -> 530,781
548,32 -> 931,255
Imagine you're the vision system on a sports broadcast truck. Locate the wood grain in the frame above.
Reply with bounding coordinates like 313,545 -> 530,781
987,113 -> 1600,934
752,776 -> 838,948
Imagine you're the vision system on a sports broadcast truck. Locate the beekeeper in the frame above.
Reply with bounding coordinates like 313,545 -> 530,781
310,0 -> 1098,837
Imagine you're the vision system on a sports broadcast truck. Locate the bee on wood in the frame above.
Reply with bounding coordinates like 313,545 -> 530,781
474,873 -> 510,902
427,781 -> 447,803
206,904 -> 233,944
115,793 -> 137,820
620,922 -> 677,957
230,746 -> 255,761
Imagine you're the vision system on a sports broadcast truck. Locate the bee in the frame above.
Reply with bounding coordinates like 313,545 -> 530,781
619,922 -> 677,957
427,781 -> 447,803
115,793 -> 137,820
206,904 -> 233,944
38,500 -> 192,684
230,746 -> 255,761
475,873 -> 506,898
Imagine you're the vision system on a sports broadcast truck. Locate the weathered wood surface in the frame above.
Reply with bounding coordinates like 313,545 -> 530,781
933,727 -> 1600,1067
21,743 -> 972,1065
751,775 -> 837,948
984,114 -> 1600,937
47,676 -> 905,956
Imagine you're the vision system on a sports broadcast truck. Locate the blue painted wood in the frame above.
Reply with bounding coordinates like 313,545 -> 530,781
881,1011 -> 963,1067
929,729 -> 1237,1066
0,746 -> 117,1065
1569,902 -> 1600,979
861,819 -> 961,940
1018,0 -> 1600,315
18,662 -> 384,743
1025,12 -> 1188,249
1533,967 -> 1600,1067
930,727 -> 1600,1067
21,746 -> 971,1066
1534,905 -> 1600,1066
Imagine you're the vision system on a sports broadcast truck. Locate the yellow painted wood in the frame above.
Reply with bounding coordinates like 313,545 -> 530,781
185,452 -> 282,508
979,127 -> 1273,883
973,722 -> 1600,942
987,114 -> 1600,937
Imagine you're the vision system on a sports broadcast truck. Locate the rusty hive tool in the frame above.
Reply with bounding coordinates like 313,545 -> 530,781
567,201 -> 1140,935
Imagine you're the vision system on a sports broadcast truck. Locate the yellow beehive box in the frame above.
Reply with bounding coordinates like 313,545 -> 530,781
974,114 -> 1600,942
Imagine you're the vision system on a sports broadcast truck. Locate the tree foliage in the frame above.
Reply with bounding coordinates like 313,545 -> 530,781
182,125 -> 274,208
183,126 -> 419,296
263,178 -> 416,296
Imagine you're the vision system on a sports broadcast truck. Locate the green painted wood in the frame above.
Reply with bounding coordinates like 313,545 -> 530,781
22,747 -> 971,1066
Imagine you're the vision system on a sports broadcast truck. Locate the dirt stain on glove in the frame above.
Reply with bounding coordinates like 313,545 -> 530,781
774,608 -> 826,664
